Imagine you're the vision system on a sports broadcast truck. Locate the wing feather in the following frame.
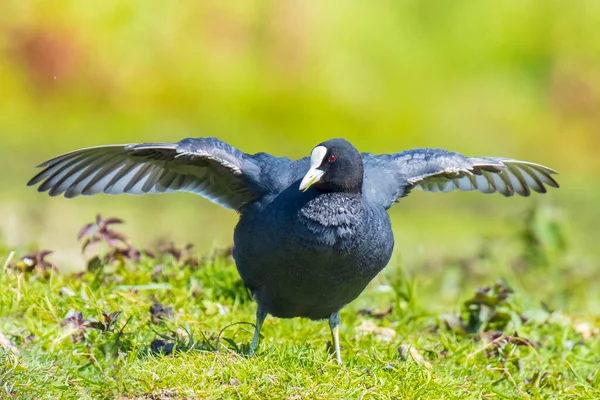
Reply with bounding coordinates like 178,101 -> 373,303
362,149 -> 559,209
28,137 -> 264,211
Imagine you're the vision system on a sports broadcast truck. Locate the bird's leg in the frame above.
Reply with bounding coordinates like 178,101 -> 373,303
250,306 -> 267,355
329,312 -> 342,364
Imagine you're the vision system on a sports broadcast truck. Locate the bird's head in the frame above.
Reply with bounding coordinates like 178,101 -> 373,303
299,138 -> 363,194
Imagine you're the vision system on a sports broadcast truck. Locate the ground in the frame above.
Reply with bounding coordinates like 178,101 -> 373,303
1,210 -> 599,399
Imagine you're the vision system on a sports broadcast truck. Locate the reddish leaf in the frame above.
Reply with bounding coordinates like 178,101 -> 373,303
103,217 -> 124,226
78,223 -> 95,240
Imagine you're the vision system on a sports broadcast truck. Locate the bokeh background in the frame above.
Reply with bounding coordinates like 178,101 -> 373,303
1,2 -> 598,293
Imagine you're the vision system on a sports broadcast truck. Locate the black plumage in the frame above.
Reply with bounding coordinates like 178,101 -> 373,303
28,137 -> 559,363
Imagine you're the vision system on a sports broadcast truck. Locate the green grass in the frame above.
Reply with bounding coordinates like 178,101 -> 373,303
1,209 -> 599,399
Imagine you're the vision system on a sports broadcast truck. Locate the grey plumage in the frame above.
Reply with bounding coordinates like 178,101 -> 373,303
361,148 -> 558,209
28,137 -> 559,363
28,138 -> 263,210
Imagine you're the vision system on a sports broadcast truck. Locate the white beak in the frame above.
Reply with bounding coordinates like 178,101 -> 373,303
299,146 -> 327,191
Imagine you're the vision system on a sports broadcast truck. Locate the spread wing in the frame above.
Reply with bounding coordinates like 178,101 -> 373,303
27,137 -> 268,211
362,148 -> 559,209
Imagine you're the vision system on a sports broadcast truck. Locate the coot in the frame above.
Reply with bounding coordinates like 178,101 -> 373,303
28,137 -> 559,363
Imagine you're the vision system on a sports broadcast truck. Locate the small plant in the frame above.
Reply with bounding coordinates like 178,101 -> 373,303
441,281 -> 523,334
86,310 -> 123,333
79,215 -> 128,252
60,309 -> 133,359
78,214 -> 153,271
9,250 -> 57,278
60,310 -> 89,344
153,239 -> 199,267
463,281 -> 521,333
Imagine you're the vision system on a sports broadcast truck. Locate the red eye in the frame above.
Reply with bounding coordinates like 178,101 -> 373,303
328,155 -> 337,163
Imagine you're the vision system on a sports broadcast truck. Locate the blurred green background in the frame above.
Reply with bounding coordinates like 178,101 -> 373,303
0,1 -> 598,276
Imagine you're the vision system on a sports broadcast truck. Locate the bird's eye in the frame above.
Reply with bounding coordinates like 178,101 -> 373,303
328,155 -> 337,163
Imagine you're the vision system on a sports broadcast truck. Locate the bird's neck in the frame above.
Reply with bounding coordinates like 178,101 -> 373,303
315,180 -> 363,194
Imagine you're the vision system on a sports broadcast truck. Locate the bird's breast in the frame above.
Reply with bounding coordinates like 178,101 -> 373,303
294,193 -> 364,246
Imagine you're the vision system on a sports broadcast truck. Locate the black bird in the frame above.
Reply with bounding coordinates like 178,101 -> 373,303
28,137 -> 559,363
